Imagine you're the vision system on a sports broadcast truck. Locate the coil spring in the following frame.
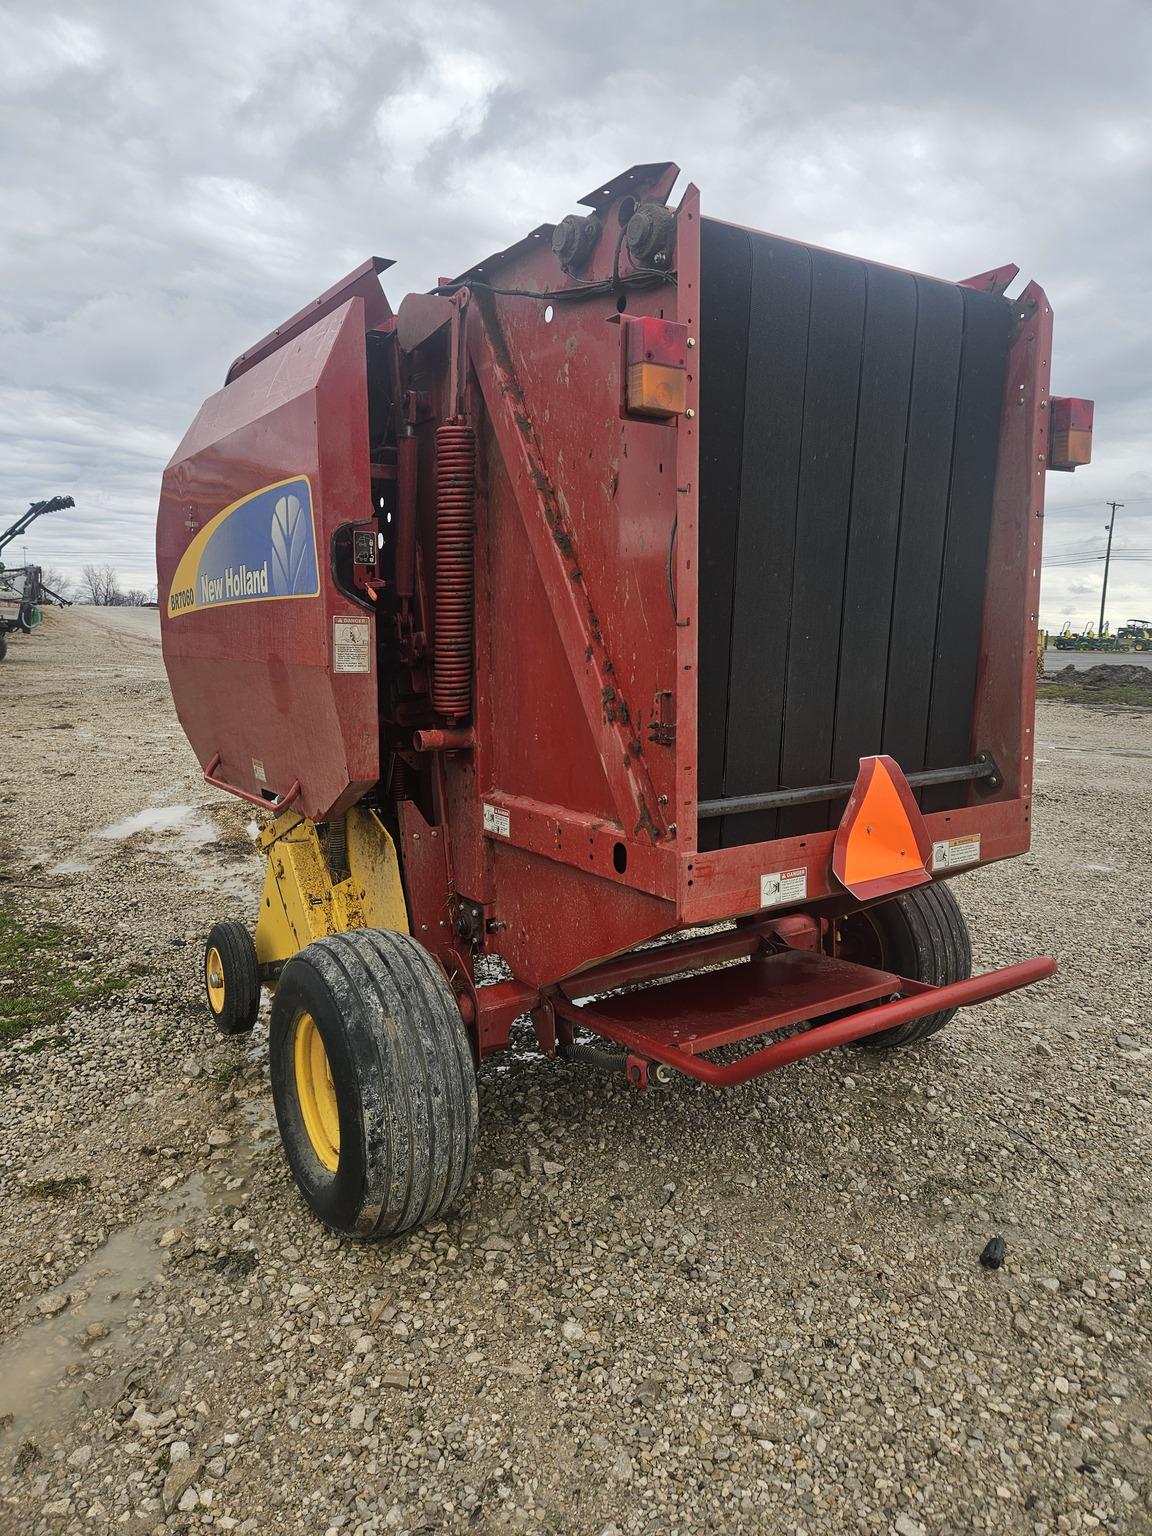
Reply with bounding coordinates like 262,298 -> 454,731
432,423 -> 476,718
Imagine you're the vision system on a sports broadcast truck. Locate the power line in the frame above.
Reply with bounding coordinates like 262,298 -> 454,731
1046,495 -> 1152,513
1043,553 -> 1152,567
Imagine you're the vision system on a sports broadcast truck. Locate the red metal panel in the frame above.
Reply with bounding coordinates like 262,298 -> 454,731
972,282 -> 1052,810
677,798 -> 1031,925
472,434 -> 618,818
466,297 -> 673,837
958,263 -> 1020,296
455,165 -> 692,988
397,800 -> 453,950
564,950 -> 901,1053
484,843 -> 676,988
479,793 -> 676,899
672,184 -> 702,848
157,298 -> 378,822
225,258 -> 393,384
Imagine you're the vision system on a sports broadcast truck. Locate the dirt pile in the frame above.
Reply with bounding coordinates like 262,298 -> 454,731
1046,662 -> 1152,688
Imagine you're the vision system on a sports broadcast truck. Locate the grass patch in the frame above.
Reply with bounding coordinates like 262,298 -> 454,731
1038,682 -> 1152,708
0,901 -> 149,1048
27,1174 -> 92,1198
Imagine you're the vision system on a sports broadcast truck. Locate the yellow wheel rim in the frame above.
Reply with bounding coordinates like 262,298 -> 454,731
205,946 -> 226,1015
293,1012 -> 340,1171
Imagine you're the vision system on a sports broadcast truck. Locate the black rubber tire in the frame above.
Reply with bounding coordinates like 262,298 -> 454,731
840,883 -> 972,1047
269,929 -> 478,1239
204,921 -> 261,1035
0,632 -> 7,661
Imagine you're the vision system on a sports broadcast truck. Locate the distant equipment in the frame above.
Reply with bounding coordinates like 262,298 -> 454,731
1053,617 -> 1152,653
1118,620 -> 1152,652
0,495 -> 75,660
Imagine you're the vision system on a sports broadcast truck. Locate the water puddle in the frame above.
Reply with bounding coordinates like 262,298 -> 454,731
95,804 -> 216,845
45,857 -> 92,876
0,1199 -> 181,1444
190,857 -> 261,904
0,1109 -> 276,1449
90,802 -> 261,903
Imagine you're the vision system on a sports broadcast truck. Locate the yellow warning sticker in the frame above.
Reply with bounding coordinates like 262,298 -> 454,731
931,833 -> 981,871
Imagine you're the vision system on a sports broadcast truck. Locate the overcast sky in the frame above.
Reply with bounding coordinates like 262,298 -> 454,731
2,0 -> 1149,626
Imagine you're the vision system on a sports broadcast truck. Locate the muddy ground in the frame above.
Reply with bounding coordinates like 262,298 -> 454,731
1,607 -> 1150,1536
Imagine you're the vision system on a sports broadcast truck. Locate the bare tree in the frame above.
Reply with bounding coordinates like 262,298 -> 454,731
79,563 -> 123,606
38,565 -> 72,600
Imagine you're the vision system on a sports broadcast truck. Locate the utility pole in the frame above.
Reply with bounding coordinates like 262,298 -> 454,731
1099,501 -> 1123,639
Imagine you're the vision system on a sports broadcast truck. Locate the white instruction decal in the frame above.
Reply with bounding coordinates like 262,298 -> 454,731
251,758 -> 267,784
932,833 -> 981,871
483,802 -> 510,838
760,866 -> 807,907
332,616 -> 371,674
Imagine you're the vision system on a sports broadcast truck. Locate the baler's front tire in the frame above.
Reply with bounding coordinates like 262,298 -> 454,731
268,929 -> 478,1239
204,921 -> 261,1035
839,883 -> 972,1048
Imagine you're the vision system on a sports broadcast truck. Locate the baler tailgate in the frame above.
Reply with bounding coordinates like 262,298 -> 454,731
554,949 -> 1056,1087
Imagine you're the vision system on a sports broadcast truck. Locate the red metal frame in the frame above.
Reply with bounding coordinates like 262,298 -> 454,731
553,955 -> 1056,1088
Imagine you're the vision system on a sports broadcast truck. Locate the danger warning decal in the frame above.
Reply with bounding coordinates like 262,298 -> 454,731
167,477 -> 320,618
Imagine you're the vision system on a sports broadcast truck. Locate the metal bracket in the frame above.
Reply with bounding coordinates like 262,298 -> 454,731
971,751 -> 1003,794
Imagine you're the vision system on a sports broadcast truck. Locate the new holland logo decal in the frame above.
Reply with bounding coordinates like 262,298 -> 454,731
167,476 -> 320,618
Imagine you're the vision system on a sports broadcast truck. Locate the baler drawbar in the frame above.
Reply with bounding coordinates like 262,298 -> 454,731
157,162 -> 1090,1238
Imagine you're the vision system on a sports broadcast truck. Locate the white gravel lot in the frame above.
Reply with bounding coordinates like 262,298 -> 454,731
0,607 -> 1149,1536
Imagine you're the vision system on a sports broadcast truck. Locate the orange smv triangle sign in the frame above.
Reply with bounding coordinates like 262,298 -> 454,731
832,755 -> 933,901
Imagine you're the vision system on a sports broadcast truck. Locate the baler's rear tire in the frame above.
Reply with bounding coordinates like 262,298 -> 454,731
839,883 -> 972,1048
268,929 -> 478,1239
0,632 -> 7,661
204,921 -> 261,1035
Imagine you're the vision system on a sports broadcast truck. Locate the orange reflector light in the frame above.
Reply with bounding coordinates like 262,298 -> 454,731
623,315 -> 688,418
832,755 -> 933,902
626,361 -> 687,417
1049,397 -> 1093,471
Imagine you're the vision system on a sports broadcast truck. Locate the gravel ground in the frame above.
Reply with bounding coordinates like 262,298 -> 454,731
1,607 -> 1150,1536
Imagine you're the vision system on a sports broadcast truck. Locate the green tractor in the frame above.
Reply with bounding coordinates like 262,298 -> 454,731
0,495 -> 74,660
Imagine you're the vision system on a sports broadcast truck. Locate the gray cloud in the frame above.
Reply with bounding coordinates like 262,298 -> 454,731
2,0 -> 1149,621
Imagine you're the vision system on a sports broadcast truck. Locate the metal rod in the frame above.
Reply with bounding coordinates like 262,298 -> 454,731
1099,500 -> 1123,639
697,759 -> 995,819
394,431 -> 418,600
